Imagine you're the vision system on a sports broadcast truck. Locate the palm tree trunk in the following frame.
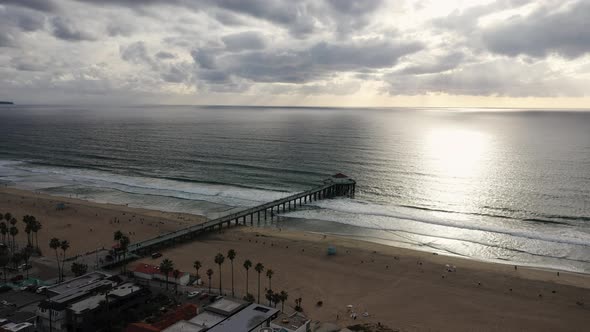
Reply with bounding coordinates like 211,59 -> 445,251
218,265 -> 222,295
54,250 -> 61,282
61,251 -> 67,281
231,262 -> 234,296
257,273 -> 261,304
281,300 -> 284,312
246,270 -> 249,295
165,275 -> 169,290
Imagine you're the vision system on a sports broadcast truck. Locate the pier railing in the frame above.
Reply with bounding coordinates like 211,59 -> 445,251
124,176 -> 355,256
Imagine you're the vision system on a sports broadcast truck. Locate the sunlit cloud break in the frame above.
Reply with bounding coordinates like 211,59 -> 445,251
0,0 -> 589,107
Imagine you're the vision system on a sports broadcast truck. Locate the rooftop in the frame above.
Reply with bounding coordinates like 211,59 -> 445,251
272,312 -> 310,331
0,322 -> 34,332
162,321 -> 206,332
47,271 -> 112,296
187,311 -> 225,329
207,303 -> 279,332
204,297 -> 247,317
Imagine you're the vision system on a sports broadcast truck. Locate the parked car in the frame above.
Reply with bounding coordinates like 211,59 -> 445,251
36,286 -> 49,294
20,263 -> 32,271
199,293 -> 209,300
151,252 -> 162,259
187,291 -> 200,298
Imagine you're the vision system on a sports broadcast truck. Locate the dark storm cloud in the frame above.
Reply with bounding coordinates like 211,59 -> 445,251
0,6 -> 46,47
221,31 -> 266,51
0,0 -> 58,12
191,49 -> 217,70
194,38 -> 423,84
310,40 -> 423,70
73,0 -> 381,37
482,1 -> 590,58
51,16 -> 96,41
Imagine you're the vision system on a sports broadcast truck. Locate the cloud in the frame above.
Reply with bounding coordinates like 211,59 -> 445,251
193,38 -> 423,85
51,16 -> 96,41
398,52 -> 465,75
221,31 -> 266,51
482,1 -> 590,58
1,0 -> 589,104
120,41 -> 156,67
384,59 -> 589,97
155,51 -> 177,60
0,0 -> 58,12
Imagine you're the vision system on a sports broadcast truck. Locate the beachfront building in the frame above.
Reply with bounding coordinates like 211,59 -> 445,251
133,264 -> 190,286
36,272 -> 147,332
270,312 -> 311,332
125,304 -> 199,332
0,322 -> 35,332
157,297 -> 278,332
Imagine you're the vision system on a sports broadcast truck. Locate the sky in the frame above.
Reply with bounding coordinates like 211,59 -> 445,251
0,0 -> 589,108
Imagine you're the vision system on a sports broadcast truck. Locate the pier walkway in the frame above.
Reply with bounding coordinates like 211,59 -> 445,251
125,174 -> 355,257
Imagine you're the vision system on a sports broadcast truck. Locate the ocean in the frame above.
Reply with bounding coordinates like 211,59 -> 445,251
1,105 -> 589,272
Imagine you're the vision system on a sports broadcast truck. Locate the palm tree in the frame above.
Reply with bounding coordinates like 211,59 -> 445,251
272,292 -> 281,308
255,263 -> 264,303
227,249 -> 236,296
243,259 -> 252,296
60,240 -> 70,281
159,259 -> 174,290
266,269 -> 274,291
0,244 -> 10,283
119,235 -> 130,273
23,215 -> 33,247
193,260 -> 202,281
206,268 -> 214,294
49,238 -> 61,281
173,270 -> 181,295
265,289 -> 274,306
113,230 -> 123,261
20,246 -> 33,278
279,290 -> 288,312
214,253 -> 225,294
9,225 -> 18,253
0,222 -> 7,245
32,218 -> 42,250
3,213 -> 11,226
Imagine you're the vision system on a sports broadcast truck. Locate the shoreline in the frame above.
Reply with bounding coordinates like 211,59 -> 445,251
3,187 -> 590,330
2,186 -> 589,280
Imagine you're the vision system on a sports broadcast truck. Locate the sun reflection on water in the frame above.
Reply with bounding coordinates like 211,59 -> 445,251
421,128 -> 493,209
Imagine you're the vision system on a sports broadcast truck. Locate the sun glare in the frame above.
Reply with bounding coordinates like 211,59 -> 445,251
424,128 -> 490,179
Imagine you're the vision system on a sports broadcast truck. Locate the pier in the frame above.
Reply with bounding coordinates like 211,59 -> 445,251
126,174 -> 355,256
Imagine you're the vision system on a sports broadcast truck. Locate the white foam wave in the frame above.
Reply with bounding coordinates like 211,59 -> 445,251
1,159 -> 293,208
283,198 -> 590,249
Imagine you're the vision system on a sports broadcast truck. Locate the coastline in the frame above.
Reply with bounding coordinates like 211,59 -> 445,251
3,187 -> 590,330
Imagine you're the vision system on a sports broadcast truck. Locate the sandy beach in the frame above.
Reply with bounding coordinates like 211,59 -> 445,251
0,188 -> 205,258
2,188 -> 590,331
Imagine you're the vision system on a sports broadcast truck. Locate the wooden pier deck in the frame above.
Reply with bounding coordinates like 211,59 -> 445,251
126,175 -> 355,256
